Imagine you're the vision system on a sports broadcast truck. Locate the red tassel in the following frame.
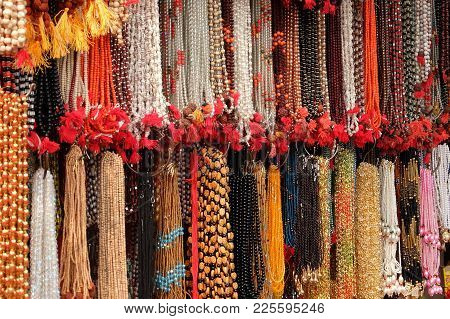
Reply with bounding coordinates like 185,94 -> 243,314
303,0 -> 316,10
15,49 -> 33,68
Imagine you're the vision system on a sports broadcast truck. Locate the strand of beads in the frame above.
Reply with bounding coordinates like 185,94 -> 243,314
333,148 -> 356,299
432,144 -> 450,242
30,168 -> 59,299
380,159 -> 405,297
196,147 -> 238,299
419,167 -> 443,296
128,0 -> 168,137
340,0 -> 358,134
0,89 -> 29,298
317,12 -> 329,113
281,148 -> 298,247
352,0 -> 365,112
355,162 -> 383,299
0,0 -> 27,54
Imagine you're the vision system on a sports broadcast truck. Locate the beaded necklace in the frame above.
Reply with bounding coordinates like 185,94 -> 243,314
185,0 -> 214,107
294,155 -> 322,290
396,157 -> 422,297
98,151 -> 128,298
380,159 -> 405,297
299,8 -> 322,118
401,0 -> 421,120
340,0 -> 358,134
437,0 -> 448,108
352,0 -> 364,112
355,162 -> 383,299
0,89 -> 29,299
251,0 -> 276,133
222,0 -> 236,93
307,157 -> 331,299
0,0 -> 27,54
137,150 -> 156,298
419,167 -> 443,296
432,144 -> 450,241
317,12 -> 330,113
230,167 -> 265,298
111,27 -> 132,112
30,168 -> 59,299
128,0 -> 168,137
281,148 -> 298,247
233,0 -> 255,140
267,164 -> 285,299
196,147 -> 238,299
154,162 -> 185,298
326,8 -> 345,124
333,147 -> 356,299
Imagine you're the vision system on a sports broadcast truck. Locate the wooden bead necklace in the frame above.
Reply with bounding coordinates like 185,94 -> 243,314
0,89 -> 29,299
196,147 -> 238,299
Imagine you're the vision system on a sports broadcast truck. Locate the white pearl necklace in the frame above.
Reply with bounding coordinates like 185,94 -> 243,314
379,160 -> 406,297
251,0 -> 275,134
30,168 -> 60,299
341,0 -> 358,135
184,0 -> 214,107
128,0 -> 168,137
233,0 -> 255,141
0,0 -> 27,54
432,144 -> 450,233
415,0 -> 432,82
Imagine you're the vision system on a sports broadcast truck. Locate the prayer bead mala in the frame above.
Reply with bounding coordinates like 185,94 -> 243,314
0,0 -> 27,54
352,0 -> 364,111
196,147 -> 238,299
111,27 -> 132,112
97,151 -> 128,299
230,167 -> 265,298
355,162 -> 383,299
222,0 -> 236,92
317,12 -> 329,113
294,155 -> 322,292
333,147 -> 356,299
267,164 -> 284,299
154,162 -> 185,299
0,89 -> 29,299
432,145 -> 450,242
396,157 -> 422,297
86,154 -> 99,228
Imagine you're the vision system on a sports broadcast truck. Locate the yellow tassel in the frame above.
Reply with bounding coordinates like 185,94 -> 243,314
49,20 -> 69,59
54,8 -> 73,47
71,12 -> 90,52
38,15 -> 51,52
85,0 -> 118,37
28,41 -> 49,71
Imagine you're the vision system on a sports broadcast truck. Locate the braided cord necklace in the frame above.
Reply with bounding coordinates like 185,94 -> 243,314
355,162 -> 383,299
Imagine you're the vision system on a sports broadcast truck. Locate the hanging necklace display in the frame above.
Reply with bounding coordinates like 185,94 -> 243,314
97,152 -> 128,299
333,147 -> 356,299
397,157 -> 422,297
355,162 -> 383,299
352,0 -> 364,112
229,162 -> 265,298
420,167 -> 443,296
196,147 -> 238,299
251,0 -> 276,132
380,159 -> 406,297
267,164 -> 285,299
0,89 -> 29,299
432,144 -> 450,242
307,157 -> 331,299
30,168 -> 59,299
294,155 -> 322,293
60,145 -> 94,299
128,0 -> 168,137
